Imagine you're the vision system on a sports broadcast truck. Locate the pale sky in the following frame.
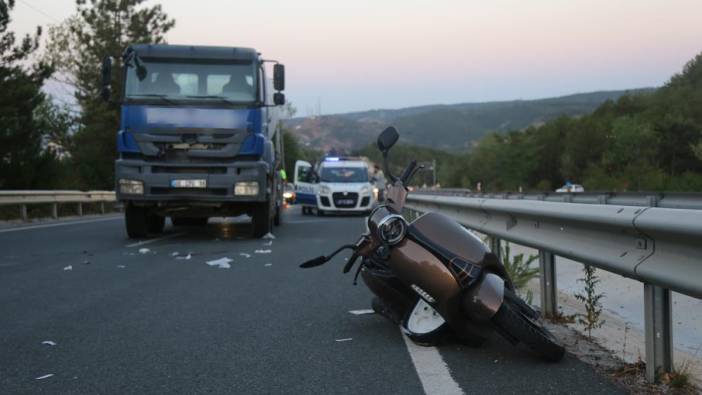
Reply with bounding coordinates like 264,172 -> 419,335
9,0 -> 702,114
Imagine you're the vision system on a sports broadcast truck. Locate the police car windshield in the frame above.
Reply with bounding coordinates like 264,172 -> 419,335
320,167 -> 368,183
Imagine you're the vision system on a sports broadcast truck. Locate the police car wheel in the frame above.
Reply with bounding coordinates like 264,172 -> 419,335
317,209 -> 325,217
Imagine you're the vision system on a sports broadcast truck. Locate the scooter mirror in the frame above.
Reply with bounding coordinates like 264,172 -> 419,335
300,256 -> 329,268
377,126 -> 399,153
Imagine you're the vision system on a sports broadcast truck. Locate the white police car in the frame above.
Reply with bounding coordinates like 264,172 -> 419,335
294,157 -> 375,215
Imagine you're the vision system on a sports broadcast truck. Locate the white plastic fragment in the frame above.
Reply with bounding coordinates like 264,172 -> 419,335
239,253 -> 251,258
35,374 -> 54,380
264,263 -> 272,267
117,265 -> 126,269
262,232 -> 275,240
138,248 -> 150,254
335,338 -> 353,342
206,257 -> 232,269
171,252 -> 179,256
348,309 -> 375,315
262,240 -> 273,246
255,249 -> 272,254
41,340 -> 56,346
176,253 -> 192,260
63,265 -> 72,271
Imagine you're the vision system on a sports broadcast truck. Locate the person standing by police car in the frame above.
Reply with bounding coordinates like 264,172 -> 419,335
372,165 -> 387,202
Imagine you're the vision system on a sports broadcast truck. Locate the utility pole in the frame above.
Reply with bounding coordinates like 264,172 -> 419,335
432,159 -> 437,186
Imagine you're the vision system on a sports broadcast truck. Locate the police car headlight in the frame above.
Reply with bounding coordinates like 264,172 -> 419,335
377,214 -> 407,245
319,185 -> 331,195
359,185 -> 370,195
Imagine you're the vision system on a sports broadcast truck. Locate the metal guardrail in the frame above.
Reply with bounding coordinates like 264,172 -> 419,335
404,191 -> 702,382
0,190 -> 116,220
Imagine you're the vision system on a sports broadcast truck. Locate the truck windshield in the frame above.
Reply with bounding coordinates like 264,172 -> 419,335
320,167 -> 369,183
125,59 -> 257,103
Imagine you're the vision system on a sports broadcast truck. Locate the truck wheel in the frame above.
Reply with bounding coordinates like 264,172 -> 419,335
125,204 -> 148,239
252,202 -> 273,238
147,214 -> 165,234
301,206 -> 308,215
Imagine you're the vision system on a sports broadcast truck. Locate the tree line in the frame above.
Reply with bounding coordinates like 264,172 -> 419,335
2,0 -> 701,192
1,0 -> 172,190
351,53 -> 702,192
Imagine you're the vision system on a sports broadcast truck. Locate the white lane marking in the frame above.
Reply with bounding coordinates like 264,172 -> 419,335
0,216 -> 121,234
401,328 -> 464,395
125,232 -> 185,248
335,338 -> 353,342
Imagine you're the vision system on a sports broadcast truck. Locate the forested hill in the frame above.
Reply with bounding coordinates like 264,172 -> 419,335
285,89 -> 652,152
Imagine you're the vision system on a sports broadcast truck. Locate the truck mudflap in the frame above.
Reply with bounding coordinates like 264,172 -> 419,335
115,158 -> 270,203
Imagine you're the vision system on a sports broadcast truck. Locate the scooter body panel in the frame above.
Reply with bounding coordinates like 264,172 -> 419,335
462,273 -> 505,321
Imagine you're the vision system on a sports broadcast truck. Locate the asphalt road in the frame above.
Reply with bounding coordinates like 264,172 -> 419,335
0,208 -> 624,394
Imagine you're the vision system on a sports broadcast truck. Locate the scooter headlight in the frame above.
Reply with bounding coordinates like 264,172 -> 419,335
377,214 -> 407,245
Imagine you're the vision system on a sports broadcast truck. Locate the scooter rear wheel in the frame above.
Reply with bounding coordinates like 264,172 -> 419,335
491,293 -> 565,362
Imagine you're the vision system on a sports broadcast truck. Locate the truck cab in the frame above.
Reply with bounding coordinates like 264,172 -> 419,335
101,44 -> 286,238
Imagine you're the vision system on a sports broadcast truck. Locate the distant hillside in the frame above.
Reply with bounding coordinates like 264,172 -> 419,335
285,89 -> 654,152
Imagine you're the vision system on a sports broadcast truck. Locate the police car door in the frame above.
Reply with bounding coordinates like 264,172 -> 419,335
294,160 -> 317,207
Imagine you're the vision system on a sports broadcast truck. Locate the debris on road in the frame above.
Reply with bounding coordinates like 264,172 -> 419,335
41,341 -> 56,346
83,260 -> 90,265
138,248 -> 151,254
239,253 -> 251,258
117,265 -> 126,269
262,240 -> 273,246
255,249 -> 272,254
206,257 -> 232,269
264,263 -> 272,267
262,232 -> 275,240
176,253 -> 192,260
35,374 -> 54,380
63,265 -> 72,271
348,309 -> 375,315
171,252 -> 179,256
335,338 -> 353,342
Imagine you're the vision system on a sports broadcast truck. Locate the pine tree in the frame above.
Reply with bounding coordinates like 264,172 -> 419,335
45,0 -> 174,189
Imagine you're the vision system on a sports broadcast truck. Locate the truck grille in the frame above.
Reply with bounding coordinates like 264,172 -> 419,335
332,192 -> 358,208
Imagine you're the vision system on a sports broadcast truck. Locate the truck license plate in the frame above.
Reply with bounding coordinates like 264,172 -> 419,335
171,179 -> 207,188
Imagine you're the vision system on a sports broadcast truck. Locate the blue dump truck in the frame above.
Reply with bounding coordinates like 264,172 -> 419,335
100,44 -> 286,238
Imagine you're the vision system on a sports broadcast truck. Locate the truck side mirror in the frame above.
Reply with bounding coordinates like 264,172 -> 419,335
273,92 -> 286,105
100,55 -> 113,102
273,63 -> 285,91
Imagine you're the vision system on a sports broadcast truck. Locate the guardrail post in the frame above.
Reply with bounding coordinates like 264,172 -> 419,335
644,284 -> 672,382
100,202 -> 105,214
489,237 -> 502,261
539,251 -> 558,316
77,203 -> 83,217
20,204 -> 27,221
52,203 -> 58,219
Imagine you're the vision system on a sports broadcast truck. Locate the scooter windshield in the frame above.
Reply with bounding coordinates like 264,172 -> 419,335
409,212 -> 488,265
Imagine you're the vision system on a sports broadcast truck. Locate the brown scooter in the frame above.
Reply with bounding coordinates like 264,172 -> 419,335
300,127 -> 564,361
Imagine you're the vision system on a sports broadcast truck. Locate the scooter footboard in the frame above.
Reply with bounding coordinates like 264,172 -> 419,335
461,273 -> 505,321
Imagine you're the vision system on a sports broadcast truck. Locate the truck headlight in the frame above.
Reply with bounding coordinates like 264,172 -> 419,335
360,185 -> 371,195
318,185 -> 331,195
235,181 -> 259,196
119,179 -> 144,195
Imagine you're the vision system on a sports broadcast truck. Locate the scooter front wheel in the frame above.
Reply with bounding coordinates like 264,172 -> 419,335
401,299 -> 449,346
491,291 -> 565,362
